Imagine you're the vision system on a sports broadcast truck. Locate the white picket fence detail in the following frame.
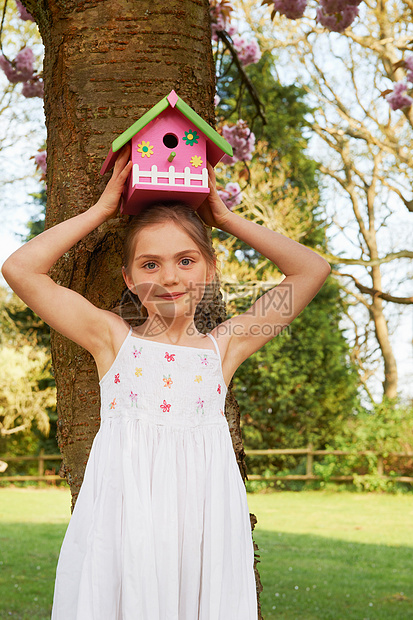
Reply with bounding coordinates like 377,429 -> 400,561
133,164 -> 208,188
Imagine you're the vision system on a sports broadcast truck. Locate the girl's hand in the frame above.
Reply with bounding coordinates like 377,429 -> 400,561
96,145 -> 132,219
197,163 -> 233,230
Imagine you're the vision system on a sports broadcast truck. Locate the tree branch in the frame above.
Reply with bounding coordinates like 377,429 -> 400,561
325,249 -> 413,266
333,270 -> 413,304
216,29 -> 267,126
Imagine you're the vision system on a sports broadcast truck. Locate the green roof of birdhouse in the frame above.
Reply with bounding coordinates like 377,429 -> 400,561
111,90 -> 233,157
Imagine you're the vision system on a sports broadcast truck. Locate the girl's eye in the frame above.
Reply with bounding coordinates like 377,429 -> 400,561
143,258 -> 193,270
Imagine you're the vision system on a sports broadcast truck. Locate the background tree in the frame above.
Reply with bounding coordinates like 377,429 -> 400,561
213,50 -> 360,478
0,0 -> 44,222
0,287 -> 54,438
239,0 -> 413,402
0,188 -> 58,477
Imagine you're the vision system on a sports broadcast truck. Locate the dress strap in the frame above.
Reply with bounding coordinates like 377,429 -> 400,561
206,332 -> 222,362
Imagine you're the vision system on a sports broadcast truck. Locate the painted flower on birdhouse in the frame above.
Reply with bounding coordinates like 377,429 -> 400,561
183,130 -> 199,146
190,155 -> 203,168
137,141 -> 154,158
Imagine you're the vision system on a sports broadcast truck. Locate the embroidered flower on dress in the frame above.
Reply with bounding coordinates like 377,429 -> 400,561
163,374 -> 173,388
217,384 -> 221,394
160,400 -> 171,412
196,396 -> 204,414
220,408 -> 225,417
165,352 -> 176,362
129,391 -> 138,407
135,367 -> 142,377
194,375 -> 202,383
109,398 -> 116,410
114,373 -> 120,384
133,346 -> 142,358
198,354 -> 208,366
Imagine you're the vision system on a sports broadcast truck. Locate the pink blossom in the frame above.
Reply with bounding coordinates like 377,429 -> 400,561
221,120 -> 255,164
316,5 -> 359,32
34,151 -> 47,175
210,10 -> 226,40
232,35 -> 262,66
385,81 -> 413,111
218,182 -> 243,209
273,0 -> 307,20
405,56 -> 413,83
0,48 -> 35,83
210,2 -> 236,40
226,23 -> 237,37
214,94 -> 221,106
15,1 -> 35,21
22,77 -> 44,98
320,0 -> 350,13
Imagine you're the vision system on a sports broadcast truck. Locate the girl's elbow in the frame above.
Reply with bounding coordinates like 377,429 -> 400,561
323,261 -> 331,276
1,256 -> 25,289
314,260 -> 331,286
2,257 -> 14,283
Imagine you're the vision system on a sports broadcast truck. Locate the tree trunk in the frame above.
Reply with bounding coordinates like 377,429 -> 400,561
23,0 -> 263,614
369,265 -> 398,399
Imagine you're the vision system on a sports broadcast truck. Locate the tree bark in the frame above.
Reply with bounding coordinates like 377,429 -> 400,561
369,266 -> 398,399
22,0 -> 263,614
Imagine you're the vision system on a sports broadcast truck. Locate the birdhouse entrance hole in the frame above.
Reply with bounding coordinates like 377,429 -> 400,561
163,133 -> 179,149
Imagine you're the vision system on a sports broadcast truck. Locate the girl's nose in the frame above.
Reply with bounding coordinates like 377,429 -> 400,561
161,266 -> 179,286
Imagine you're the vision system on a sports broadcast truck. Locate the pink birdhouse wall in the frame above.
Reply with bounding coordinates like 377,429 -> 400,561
126,108 -> 209,212
100,90 -> 233,216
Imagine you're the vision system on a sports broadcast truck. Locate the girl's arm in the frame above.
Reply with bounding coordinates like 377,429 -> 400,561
199,166 -> 331,369
1,147 -> 132,359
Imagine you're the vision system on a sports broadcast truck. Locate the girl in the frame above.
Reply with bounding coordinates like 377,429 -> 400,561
2,145 -> 330,620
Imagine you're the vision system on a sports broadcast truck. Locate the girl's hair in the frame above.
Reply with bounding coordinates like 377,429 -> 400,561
118,202 -> 222,330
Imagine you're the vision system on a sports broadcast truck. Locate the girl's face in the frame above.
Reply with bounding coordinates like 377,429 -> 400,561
123,220 -> 215,320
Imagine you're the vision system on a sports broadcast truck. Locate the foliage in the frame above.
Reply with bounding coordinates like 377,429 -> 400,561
240,0 -> 413,400
0,184 -> 57,472
233,274 -> 360,461
216,49 -> 318,193
0,342 -> 54,435
313,398 -> 413,492
0,280 -> 57,473
212,45 -> 361,467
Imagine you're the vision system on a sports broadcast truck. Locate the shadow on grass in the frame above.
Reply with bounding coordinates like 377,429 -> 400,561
255,529 -> 413,620
0,522 -> 66,620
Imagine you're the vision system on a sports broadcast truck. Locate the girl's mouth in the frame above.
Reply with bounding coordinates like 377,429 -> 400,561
157,292 -> 186,299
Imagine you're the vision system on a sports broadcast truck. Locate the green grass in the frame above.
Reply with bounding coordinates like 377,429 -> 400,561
0,488 -> 71,619
0,488 -> 412,619
247,491 -> 413,619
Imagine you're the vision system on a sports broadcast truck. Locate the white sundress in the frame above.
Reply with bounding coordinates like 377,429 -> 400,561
51,326 -> 258,620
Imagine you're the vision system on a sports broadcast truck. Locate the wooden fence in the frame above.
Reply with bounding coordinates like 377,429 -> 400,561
1,444 -> 412,484
244,444 -> 413,484
0,450 -> 63,483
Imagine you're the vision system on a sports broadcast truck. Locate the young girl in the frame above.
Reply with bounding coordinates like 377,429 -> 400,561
2,145 -> 330,620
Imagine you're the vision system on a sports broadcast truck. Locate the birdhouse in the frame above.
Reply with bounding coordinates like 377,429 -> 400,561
100,90 -> 233,215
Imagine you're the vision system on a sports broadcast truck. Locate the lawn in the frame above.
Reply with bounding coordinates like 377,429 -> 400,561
0,488 -> 412,619
247,491 -> 413,619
